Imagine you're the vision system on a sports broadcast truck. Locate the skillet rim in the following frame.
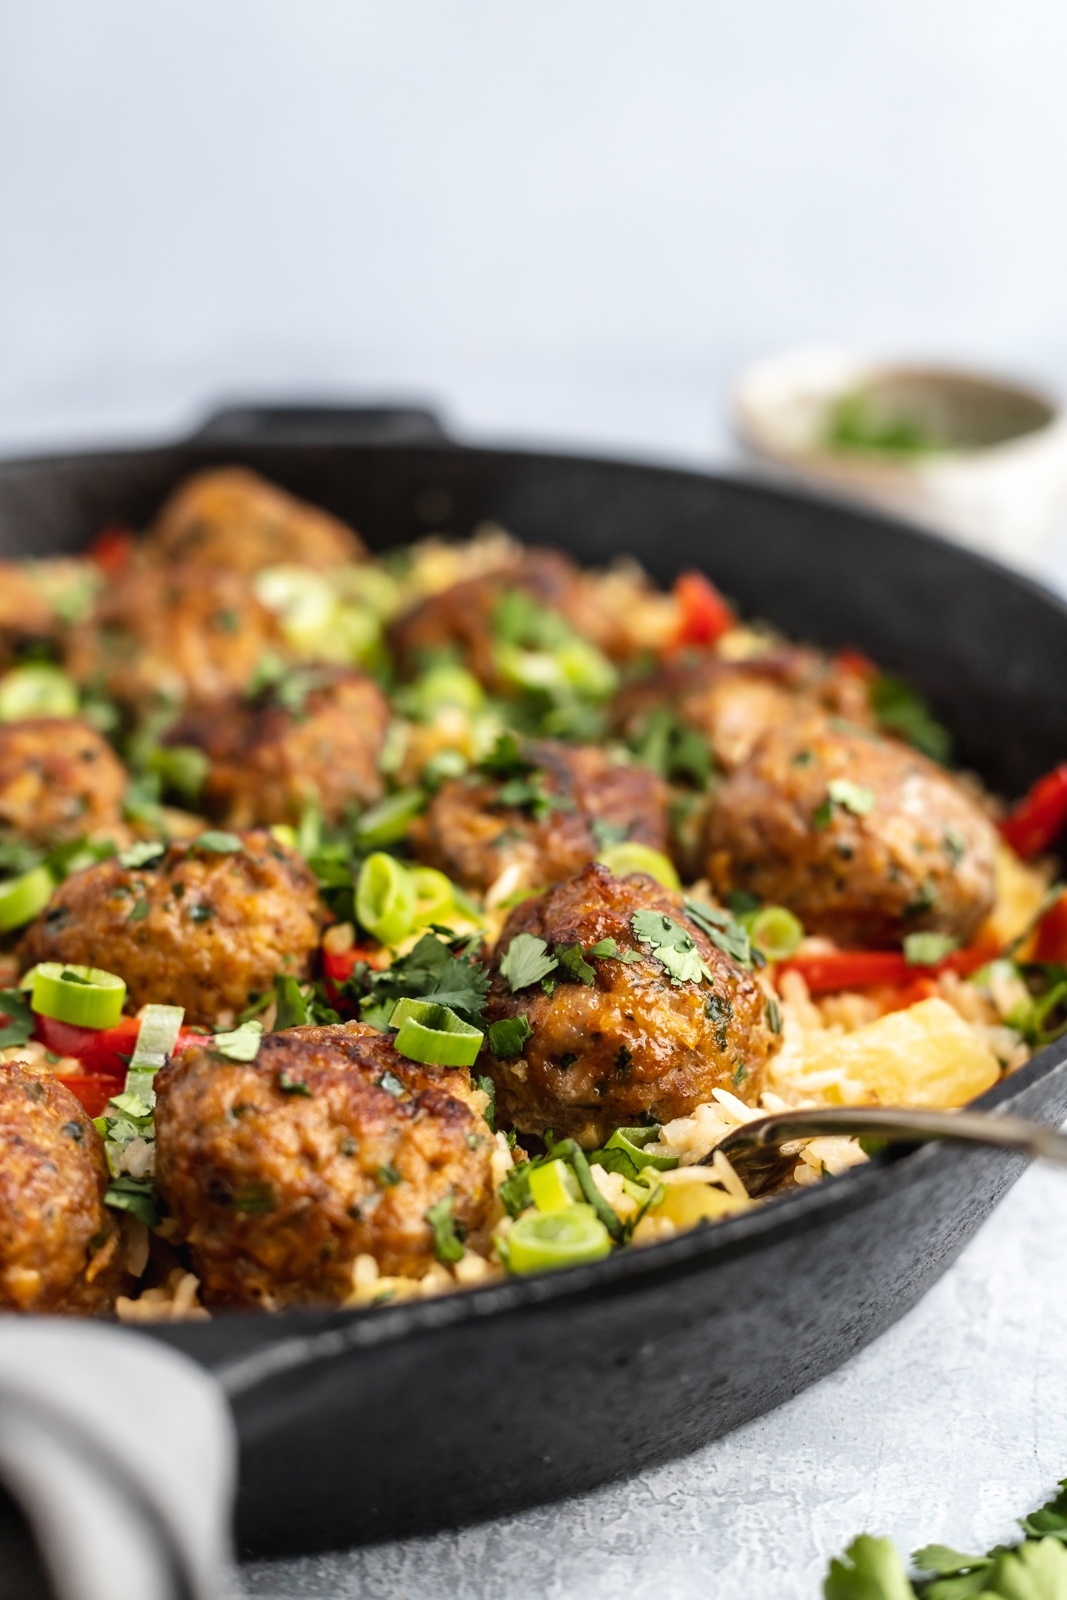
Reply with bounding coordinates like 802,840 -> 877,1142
1,428 -> 1064,1359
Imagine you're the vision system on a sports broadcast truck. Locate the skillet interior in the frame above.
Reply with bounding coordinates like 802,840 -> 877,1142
2,411 -> 1066,1555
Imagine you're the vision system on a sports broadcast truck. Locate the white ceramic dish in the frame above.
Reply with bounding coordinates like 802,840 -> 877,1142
735,347 -> 1067,571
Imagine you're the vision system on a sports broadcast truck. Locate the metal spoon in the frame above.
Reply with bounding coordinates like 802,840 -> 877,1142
709,1106 -> 1067,1197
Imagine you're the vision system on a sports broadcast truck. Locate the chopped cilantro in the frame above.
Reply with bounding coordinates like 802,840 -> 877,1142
128,899 -> 150,922
277,1071 -> 312,1097
354,930 -> 490,1028
211,1019 -> 264,1062
0,988 -> 35,1049
499,932 -> 559,992
425,1195 -> 465,1263
488,1014 -> 532,1058
590,819 -> 629,849
118,840 -> 165,869
473,1072 -> 496,1128
377,1163 -> 401,1188
104,1175 -> 160,1227
273,974 -> 310,1031
193,830 -> 243,854
499,1160 -> 534,1217
555,942 -> 597,985
813,799 -> 833,829
869,674 -> 952,765
828,778 -> 877,817
631,910 -> 713,986
630,708 -> 712,788
479,731 -> 535,780
684,898 -> 752,969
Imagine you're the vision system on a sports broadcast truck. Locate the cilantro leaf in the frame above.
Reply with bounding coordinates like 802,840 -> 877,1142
913,1545 -> 990,1577
479,731 -> 536,779
426,1196 -> 465,1264
473,1072 -> 496,1129
488,1014 -> 532,1058
211,1019 -> 264,1061
685,897 -> 752,968
277,1071 -> 312,1097
631,909 -> 715,986
273,974 -> 311,1031
104,1175 -> 161,1228
0,988 -> 35,1049
630,708 -> 712,789
870,675 -> 952,765
499,932 -> 559,992
498,1159 -> 534,1217
824,1535 -> 917,1600
554,942 -> 596,985
828,778 -> 877,817
354,931 -> 491,1027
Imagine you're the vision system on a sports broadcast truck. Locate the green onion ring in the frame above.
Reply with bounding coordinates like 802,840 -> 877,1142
0,865 -> 55,933
356,851 -> 417,945
354,790 -> 426,849
0,663 -> 79,721
30,962 -> 127,1029
391,999 -> 484,1068
746,905 -> 804,962
503,1205 -> 613,1274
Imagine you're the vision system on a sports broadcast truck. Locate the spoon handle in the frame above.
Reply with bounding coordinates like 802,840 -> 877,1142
719,1105 -> 1067,1169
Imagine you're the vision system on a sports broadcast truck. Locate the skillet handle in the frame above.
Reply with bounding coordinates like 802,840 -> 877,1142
191,402 -> 451,446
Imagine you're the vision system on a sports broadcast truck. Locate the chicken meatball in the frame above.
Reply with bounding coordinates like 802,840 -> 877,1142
154,1021 -> 494,1308
0,1062 -> 121,1314
144,466 -> 366,573
65,563 -> 283,712
411,740 -> 670,896
19,831 -> 323,1028
388,547 -> 582,690
613,646 -> 874,773
0,718 -> 127,846
163,666 -> 390,827
482,863 -> 777,1146
705,714 -> 997,947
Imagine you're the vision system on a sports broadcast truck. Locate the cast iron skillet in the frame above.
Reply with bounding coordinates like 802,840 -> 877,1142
3,405 -> 1067,1559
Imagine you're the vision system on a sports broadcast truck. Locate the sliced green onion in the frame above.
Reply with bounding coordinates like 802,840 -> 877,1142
0,865 -> 55,932
254,565 -> 338,651
553,639 -> 617,698
746,905 -> 804,962
356,852 -> 416,945
409,866 -> 455,927
354,789 -> 426,849
597,840 -> 681,890
124,1003 -> 185,1098
528,1158 -> 582,1212
604,1125 -> 679,1172
30,963 -> 126,1029
147,744 -> 209,804
407,661 -> 486,718
391,999 -> 484,1068
503,1205 -> 612,1275
0,663 -> 79,721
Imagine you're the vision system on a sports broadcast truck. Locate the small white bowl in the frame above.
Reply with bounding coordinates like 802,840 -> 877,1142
735,348 -> 1067,571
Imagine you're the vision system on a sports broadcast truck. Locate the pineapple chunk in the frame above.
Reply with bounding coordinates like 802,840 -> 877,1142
646,1180 -> 749,1232
789,996 -> 1000,1109
979,840 -> 1050,954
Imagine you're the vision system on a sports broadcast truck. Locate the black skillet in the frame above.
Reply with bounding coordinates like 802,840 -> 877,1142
2,404 -> 1066,1559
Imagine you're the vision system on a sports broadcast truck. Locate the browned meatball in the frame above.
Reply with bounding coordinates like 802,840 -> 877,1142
482,863 -> 777,1146
144,467 -> 366,573
705,714 -> 997,947
19,831 -> 324,1028
65,563 -> 284,712
163,666 -> 389,827
388,548 -> 582,690
154,1021 -> 494,1308
0,719 -> 127,845
613,647 -> 874,773
0,564 -> 61,670
411,740 -> 670,895
0,1062 -> 121,1314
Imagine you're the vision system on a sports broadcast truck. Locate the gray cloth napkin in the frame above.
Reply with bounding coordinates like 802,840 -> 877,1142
0,1322 -> 235,1600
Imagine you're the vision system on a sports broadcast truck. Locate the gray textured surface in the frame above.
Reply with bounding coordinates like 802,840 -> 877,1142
236,1162 -> 1067,1599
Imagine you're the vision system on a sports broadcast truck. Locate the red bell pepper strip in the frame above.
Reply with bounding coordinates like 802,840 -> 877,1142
779,937 -> 995,996
999,764 -> 1067,860
671,572 -> 735,649
87,524 -> 135,575
834,649 -> 878,682
33,1012 -> 203,1077
1034,889 -> 1067,963
58,1076 -> 124,1118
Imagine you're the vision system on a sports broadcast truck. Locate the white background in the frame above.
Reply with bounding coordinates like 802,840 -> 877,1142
5,5 -> 1067,1593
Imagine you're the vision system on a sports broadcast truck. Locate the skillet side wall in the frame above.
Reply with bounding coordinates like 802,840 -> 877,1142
2,436 -> 1067,1554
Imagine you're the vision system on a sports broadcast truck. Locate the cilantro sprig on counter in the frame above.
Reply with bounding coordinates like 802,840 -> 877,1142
824,1476 -> 1067,1599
